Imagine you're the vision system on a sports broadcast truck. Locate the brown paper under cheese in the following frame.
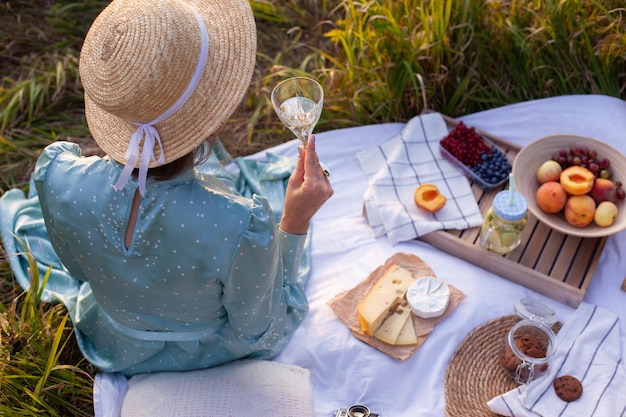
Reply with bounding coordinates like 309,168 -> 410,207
327,252 -> 466,361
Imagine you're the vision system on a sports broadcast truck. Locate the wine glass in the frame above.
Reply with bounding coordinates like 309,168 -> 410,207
271,77 -> 330,177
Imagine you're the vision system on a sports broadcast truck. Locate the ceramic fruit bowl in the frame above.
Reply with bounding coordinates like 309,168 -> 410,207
512,134 -> 626,238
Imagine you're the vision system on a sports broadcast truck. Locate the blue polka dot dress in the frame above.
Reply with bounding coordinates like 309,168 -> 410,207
30,141 -> 310,376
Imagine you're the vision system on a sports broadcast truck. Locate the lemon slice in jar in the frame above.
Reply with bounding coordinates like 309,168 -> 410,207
498,230 -> 519,247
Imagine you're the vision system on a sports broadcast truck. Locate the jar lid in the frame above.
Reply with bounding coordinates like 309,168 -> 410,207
493,190 -> 527,221
514,297 -> 557,325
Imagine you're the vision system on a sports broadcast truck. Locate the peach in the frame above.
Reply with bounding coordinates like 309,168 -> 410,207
589,178 -> 617,205
560,166 -> 595,195
414,184 -> 446,212
536,160 -> 563,184
564,195 -> 596,228
535,181 -> 567,213
594,201 -> 618,227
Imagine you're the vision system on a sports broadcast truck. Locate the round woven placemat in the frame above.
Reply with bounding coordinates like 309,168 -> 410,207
444,315 -> 519,417
444,315 -> 562,417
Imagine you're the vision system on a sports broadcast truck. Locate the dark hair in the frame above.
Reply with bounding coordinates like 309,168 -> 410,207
143,139 -> 214,181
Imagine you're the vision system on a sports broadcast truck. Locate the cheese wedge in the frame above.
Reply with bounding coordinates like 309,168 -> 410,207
406,276 -> 450,319
373,301 -> 412,345
357,265 -> 414,336
395,314 -> 418,345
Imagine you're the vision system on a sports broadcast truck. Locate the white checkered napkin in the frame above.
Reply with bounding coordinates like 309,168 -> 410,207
357,112 -> 483,245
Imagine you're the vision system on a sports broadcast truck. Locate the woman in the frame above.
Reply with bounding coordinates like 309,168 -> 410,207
22,0 -> 333,375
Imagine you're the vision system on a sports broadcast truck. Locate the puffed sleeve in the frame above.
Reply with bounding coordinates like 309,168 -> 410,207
222,194 -> 308,342
33,141 -> 83,185
32,141 -> 88,282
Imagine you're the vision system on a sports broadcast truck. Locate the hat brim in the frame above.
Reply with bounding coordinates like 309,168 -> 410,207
83,0 -> 256,167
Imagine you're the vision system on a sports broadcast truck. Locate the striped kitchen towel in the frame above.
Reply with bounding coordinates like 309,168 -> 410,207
488,302 -> 626,417
357,112 -> 483,245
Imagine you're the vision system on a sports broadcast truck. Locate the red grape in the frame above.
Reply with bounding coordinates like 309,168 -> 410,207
553,146 -> 619,183
598,158 -> 610,169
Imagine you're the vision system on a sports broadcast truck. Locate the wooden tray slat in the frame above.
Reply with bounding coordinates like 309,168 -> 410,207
418,114 -> 606,307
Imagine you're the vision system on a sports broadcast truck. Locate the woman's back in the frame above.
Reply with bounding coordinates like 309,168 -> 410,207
33,141 -> 311,375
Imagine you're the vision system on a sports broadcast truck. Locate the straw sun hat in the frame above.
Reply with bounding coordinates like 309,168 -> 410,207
79,0 -> 256,191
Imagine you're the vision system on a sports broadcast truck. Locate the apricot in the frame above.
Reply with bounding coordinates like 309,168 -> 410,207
536,181 -> 567,213
536,160 -> 563,184
414,184 -> 447,212
589,178 -> 617,205
564,195 -> 596,228
594,201 -> 618,227
560,166 -> 595,195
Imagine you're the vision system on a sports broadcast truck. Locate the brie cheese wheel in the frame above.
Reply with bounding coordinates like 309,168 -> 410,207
406,276 -> 450,319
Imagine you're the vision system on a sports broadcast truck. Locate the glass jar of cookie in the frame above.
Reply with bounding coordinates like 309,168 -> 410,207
499,297 -> 558,384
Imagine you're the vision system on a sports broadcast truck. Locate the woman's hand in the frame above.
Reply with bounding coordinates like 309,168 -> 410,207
280,135 -> 334,235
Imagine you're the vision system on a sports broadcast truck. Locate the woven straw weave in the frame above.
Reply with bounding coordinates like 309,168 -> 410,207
444,314 -> 562,417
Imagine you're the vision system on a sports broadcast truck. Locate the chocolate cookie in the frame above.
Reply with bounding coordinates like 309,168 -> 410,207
500,344 -> 521,371
516,336 -> 548,358
553,375 -> 583,402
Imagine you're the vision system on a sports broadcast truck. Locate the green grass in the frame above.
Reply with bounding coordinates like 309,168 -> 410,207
1,239 -> 94,416
0,0 -> 624,414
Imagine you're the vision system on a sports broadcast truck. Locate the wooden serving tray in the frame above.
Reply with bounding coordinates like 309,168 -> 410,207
418,115 -> 606,307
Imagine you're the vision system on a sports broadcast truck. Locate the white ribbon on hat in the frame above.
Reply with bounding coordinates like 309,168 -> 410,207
114,8 -> 209,196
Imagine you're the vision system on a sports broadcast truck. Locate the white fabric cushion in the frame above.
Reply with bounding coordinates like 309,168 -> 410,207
120,359 -> 314,417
